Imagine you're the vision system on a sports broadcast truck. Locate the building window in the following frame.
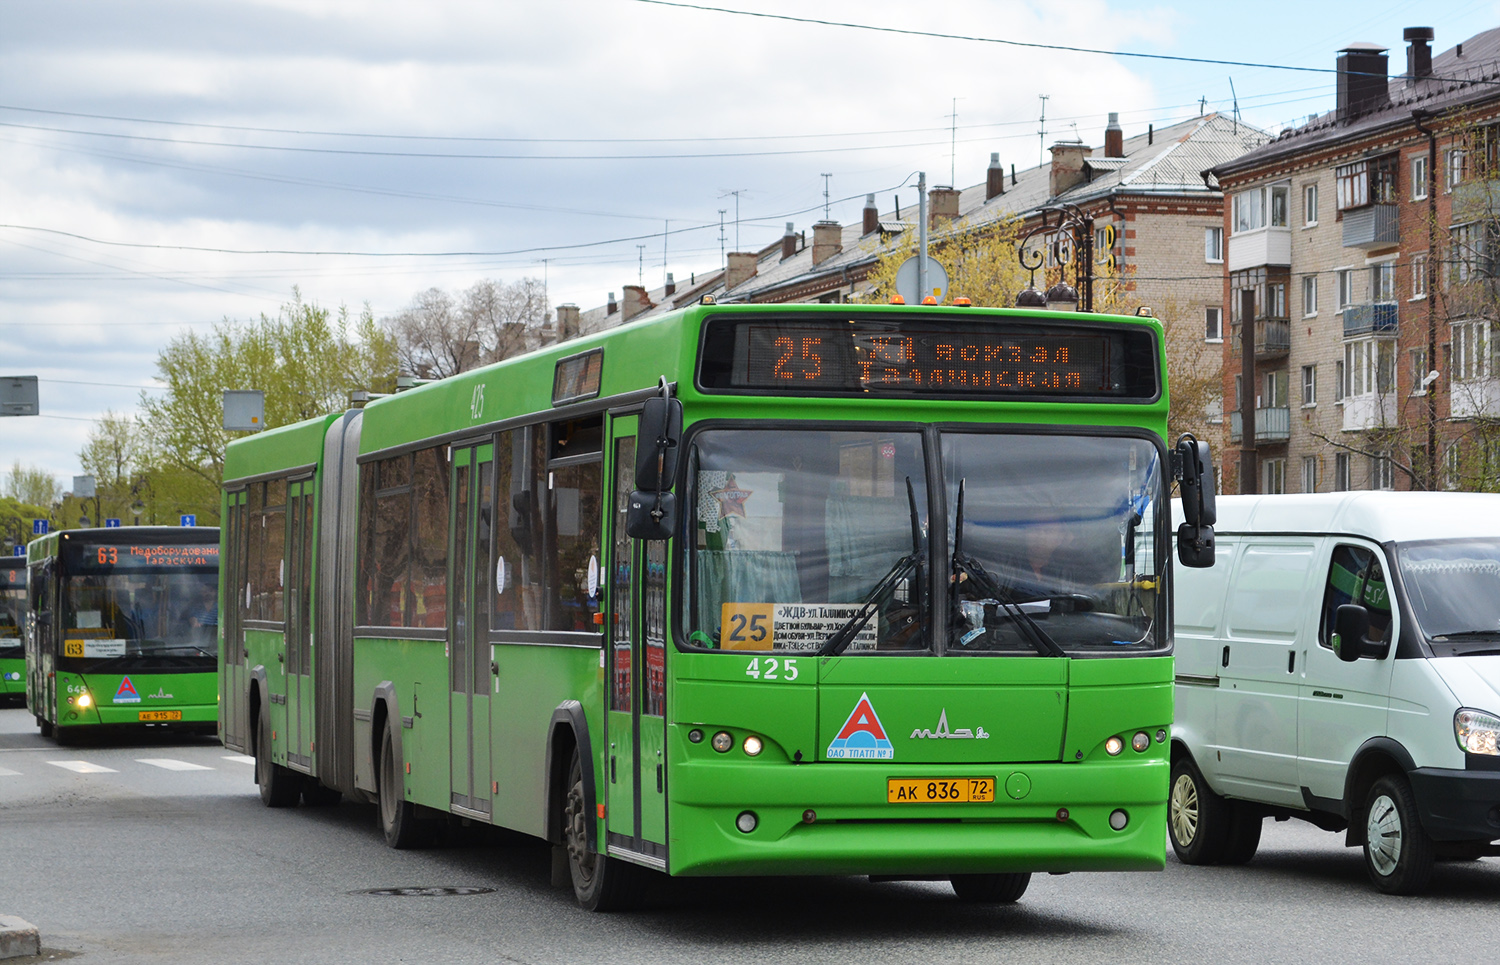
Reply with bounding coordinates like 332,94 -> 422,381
1371,452 -> 1395,491
1411,347 -> 1430,396
1302,455 -> 1318,493
1372,261 -> 1395,302
1335,452 -> 1351,491
1444,444 -> 1461,490
1205,226 -> 1224,263
1412,253 -> 1428,298
1234,187 -> 1265,232
1263,458 -> 1286,495
1453,319 -> 1493,382
1263,370 -> 1288,408
1304,183 -> 1318,225
1412,155 -> 1428,200
1303,275 -> 1318,315
1337,161 -> 1368,210
1234,374 -> 1243,411
1448,148 -> 1469,191
1270,183 -> 1289,227
1450,222 -> 1495,284
1302,364 -> 1317,406
1205,306 -> 1223,342
1337,268 -> 1357,310
1335,359 -> 1346,401
1345,338 -> 1395,397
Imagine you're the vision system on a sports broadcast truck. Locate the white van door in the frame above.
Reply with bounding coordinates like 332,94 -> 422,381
1216,538 -> 1317,807
1297,541 -> 1395,803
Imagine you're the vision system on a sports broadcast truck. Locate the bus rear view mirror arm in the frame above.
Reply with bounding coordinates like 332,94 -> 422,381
626,490 -> 676,541
1334,604 -> 1390,662
1173,434 -> 1216,568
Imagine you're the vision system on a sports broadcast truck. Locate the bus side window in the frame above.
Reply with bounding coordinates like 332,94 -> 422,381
492,429 -> 523,630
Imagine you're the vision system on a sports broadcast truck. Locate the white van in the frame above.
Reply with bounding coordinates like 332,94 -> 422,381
1170,492 -> 1500,894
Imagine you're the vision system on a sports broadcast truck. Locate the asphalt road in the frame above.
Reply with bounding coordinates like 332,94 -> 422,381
3,702 -> 1499,965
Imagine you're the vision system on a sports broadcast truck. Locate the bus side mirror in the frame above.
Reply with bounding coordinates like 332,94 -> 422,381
1174,434 -> 1216,569
634,397 -> 682,492
626,490 -> 676,541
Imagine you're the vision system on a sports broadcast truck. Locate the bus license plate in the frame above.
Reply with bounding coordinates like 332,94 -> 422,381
887,777 -> 995,804
138,711 -> 182,722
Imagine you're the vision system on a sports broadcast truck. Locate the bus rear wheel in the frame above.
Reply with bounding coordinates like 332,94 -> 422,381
563,749 -> 637,911
377,722 -> 427,849
256,709 -> 302,808
949,873 -> 1031,903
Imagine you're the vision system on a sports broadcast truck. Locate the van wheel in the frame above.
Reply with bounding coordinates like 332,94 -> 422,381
378,722 -> 429,849
1220,804 -> 1263,865
1168,756 -> 1230,864
950,873 -> 1031,903
1363,774 -> 1434,895
256,710 -> 302,808
563,749 -> 637,911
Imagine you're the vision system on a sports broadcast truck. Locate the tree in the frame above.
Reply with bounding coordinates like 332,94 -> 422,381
859,214 -> 1030,308
3,461 -> 59,507
385,277 -> 550,379
138,290 -> 397,497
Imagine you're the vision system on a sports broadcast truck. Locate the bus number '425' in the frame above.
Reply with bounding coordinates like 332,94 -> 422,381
745,657 -> 799,681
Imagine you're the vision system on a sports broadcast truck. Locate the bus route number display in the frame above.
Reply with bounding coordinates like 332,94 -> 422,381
74,544 -> 220,570
735,323 -> 1113,395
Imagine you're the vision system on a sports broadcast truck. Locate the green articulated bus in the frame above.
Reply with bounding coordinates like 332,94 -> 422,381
0,554 -> 25,703
221,301 -> 1215,910
27,526 -> 221,740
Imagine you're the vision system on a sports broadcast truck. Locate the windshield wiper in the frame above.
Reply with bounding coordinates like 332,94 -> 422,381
949,479 -> 1066,658
1433,630 -> 1500,641
819,478 -> 926,656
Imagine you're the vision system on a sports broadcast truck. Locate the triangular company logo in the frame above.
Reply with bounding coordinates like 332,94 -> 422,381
826,692 -> 894,760
114,676 -> 141,704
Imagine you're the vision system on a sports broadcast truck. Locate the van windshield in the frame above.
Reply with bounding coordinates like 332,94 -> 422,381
1397,538 -> 1500,650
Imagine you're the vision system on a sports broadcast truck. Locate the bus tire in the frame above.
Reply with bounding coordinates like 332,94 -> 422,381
1220,803 -> 1263,865
378,722 -> 426,849
256,709 -> 302,808
302,782 -> 343,807
37,716 -> 52,738
1363,774 -> 1435,895
949,873 -> 1031,903
1168,755 -> 1230,865
564,749 -> 636,911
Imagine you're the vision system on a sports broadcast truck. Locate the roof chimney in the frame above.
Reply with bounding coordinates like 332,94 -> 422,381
862,194 -> 879,235
1336,42 -> 1390,121
621,284 -> 653,322
986,153 -> 1005,200
726,252 -> 757,290
556,304 -> 580,339
606,292 -> 617,315
1405,26 -> 1434,79
1104,112 -> 1124,158
664,272 -> 676,296
812,221 -> 843,266
781,221 -> 798,260
928,185 -> 960,229
1049,141 -> 1092,197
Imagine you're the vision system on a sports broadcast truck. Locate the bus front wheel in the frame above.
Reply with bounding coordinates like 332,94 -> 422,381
377,723 -> 427,849
36,715 -> 51,738
563,749 -> 637,912
256,710 -> 302,808
950,873 -> 1031,903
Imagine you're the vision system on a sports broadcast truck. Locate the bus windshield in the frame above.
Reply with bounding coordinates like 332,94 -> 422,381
1397,538 -> 1500,652
63,570 -> 219,669
0,587 -> 23,658
684,427 -> 1165,655
943,433 -> 1164,655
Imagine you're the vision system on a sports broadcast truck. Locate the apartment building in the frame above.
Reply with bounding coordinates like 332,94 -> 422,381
1208,25 -> 1500,494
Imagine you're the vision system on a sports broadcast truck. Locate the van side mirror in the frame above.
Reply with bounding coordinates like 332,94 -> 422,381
626,490 -> 676,541
1334,604 -> 1389,661
634,397 -> 682,492
1174,434 -> 1216,568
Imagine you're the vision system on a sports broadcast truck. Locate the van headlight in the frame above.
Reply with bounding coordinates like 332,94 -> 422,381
1455,708 -> 1500,755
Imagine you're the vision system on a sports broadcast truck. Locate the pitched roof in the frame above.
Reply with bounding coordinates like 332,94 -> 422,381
1211,26 -> 1500,179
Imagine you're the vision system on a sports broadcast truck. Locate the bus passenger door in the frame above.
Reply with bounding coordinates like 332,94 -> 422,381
286,478 -> 315,771
450,443 -> 495,816
222,489 -> 249,752
605,416 -> 668,864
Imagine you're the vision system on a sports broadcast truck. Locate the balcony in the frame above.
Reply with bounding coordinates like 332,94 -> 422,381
1227,227 -> 1291,272
1342,392 -> 1396,431
1342,302 -> 1398,338
1342,203 -> 1400,249
1451,378 -> 1500,420
1230,318 -> 1291,360
1228,406 -> 1291,444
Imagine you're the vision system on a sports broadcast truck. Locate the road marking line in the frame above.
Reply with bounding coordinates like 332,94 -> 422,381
137,758 -> 213,771
221,754 -> 255,764
47,760 -> 117,773
0,767 -> 20,777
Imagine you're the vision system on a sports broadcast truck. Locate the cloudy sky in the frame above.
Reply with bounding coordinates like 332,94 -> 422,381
3,0 -> 1497,486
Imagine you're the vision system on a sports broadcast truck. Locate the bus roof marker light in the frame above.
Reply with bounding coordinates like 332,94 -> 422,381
889,294 -> 905,304
953,296 -> 972,306
921,296 -> 938,305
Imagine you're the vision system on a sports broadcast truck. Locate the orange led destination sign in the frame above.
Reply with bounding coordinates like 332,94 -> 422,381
71,543 -> 220,571
699,316 -> 1158,399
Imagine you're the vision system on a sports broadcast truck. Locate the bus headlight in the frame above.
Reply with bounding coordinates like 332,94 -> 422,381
1105,736 -> 1123,756
77,694 -> 92,708
1455,708 -> 1500,755
743,736 -> 763,757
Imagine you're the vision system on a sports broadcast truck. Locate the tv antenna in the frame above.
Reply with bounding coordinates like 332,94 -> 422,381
821,173 -> 833,220
1037,94 -> 1049,165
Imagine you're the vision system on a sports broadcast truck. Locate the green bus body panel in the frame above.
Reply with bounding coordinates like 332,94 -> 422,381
220,302 -> 1177,880
50,671 -> 217,728
0,657 -> 23,697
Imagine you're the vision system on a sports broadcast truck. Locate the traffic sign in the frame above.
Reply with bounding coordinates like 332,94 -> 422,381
180,514 -> 196,527
895,255 -> 948,305
105,518 -> 121,528
0,376 -> 39,417
12,545 -> 23,556
31,519 -> 48,535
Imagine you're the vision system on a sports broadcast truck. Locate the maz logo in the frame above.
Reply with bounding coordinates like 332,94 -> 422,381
470,383 -> 486,421
910,709 -> 990,740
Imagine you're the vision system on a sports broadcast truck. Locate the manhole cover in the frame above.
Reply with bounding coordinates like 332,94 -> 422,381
354,886 -> 495,897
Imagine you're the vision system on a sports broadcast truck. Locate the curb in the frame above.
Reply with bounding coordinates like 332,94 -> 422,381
0,916 -> 39,960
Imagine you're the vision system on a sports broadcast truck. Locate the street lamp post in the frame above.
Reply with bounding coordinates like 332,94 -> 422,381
1015,203 -> 1095,312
